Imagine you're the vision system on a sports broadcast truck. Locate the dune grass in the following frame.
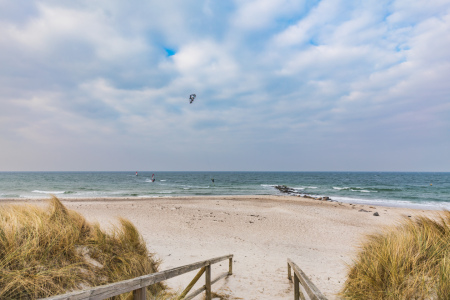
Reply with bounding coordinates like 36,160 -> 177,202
0,196 -> 172,299
342,211 -> 450,299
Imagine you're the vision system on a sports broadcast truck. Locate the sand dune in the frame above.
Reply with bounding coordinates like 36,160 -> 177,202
12,195 -> 438,299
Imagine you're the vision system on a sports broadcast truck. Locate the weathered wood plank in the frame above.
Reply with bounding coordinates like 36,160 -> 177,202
229,257 -> 233,275
42,254 -> 233,300
205,264 -> 212,300
300,285 -> 306,300
179,267 -> 206,299
133,287 -> 146,300
184,285 -> 206,300
287,259 -> 327,300
208,254 -> 233,265
211,272 -> 228,286
288,262 -> 292,281
184,272 -> 229,300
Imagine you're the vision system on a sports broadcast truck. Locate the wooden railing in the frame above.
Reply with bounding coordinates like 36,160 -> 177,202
42,254 -> 233,300
287,258 -> 327,300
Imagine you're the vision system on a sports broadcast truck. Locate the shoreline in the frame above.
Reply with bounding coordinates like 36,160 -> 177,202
1,194 -> 448,211
1,195 -> 441,299
2,172 -> 449,212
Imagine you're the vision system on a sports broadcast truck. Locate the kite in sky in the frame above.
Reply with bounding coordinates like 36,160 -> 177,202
189,94 -> 196,104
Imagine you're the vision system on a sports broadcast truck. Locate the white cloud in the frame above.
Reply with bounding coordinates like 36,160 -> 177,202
272,0 -> 349,47
231,0 -> 304,30
2,3 -> 148,60
172,40 -> 239,88
1,0 -> 450,171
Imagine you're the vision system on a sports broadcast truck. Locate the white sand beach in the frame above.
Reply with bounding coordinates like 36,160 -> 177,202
7,195 -> 439,299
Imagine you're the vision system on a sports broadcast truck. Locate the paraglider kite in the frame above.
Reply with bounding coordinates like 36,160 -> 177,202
189,94 -> 196,104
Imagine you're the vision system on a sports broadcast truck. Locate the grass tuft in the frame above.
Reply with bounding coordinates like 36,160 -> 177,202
341,211 -> 450,299
0,196 -> 172,299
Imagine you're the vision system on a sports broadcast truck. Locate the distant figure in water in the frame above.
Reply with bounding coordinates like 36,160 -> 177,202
211,178 -> 215,184
135,172 -> 138,176
151,174 -> 155,182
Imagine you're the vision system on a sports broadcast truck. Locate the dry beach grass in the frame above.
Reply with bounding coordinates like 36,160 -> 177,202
0,196 -> 169,299
342,211 -> 450,299
0,195 -> 443,299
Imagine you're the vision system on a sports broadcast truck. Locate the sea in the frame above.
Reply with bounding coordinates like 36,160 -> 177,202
0,172 -> 449,210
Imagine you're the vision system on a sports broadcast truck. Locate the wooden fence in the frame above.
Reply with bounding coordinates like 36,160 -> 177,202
42,254 -> 233,300
287,258 -> 327,300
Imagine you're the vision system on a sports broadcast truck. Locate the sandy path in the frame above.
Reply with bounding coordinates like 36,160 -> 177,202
9,195 -> 439,299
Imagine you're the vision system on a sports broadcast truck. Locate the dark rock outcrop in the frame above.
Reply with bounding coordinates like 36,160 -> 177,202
274,185 -> 296,194
274,185 -> 333,202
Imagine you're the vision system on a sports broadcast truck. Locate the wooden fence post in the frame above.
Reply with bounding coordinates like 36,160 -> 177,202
288,262 -> 292,281
205,264 -> 212,300
133,287 -> 146,300
294,273 -> 300,300
229,257 -> 233,275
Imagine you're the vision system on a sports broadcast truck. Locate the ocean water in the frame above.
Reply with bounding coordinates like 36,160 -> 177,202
0,172 -> 449,210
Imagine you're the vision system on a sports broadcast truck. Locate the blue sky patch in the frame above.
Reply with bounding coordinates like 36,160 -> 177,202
165,48 -> 176,56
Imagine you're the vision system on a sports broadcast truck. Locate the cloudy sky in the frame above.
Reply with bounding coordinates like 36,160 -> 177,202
1,0 -> 449,172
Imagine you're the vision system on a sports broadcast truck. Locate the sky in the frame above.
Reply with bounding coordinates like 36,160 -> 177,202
1,0 -> 450,172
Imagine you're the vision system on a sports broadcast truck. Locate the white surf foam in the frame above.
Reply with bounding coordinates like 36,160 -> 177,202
331,196 -> 450,210
32,190 -> 65,194
333,187 -> 349,190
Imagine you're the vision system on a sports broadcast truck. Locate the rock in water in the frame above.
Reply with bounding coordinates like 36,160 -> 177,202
275,185 -> 296,194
